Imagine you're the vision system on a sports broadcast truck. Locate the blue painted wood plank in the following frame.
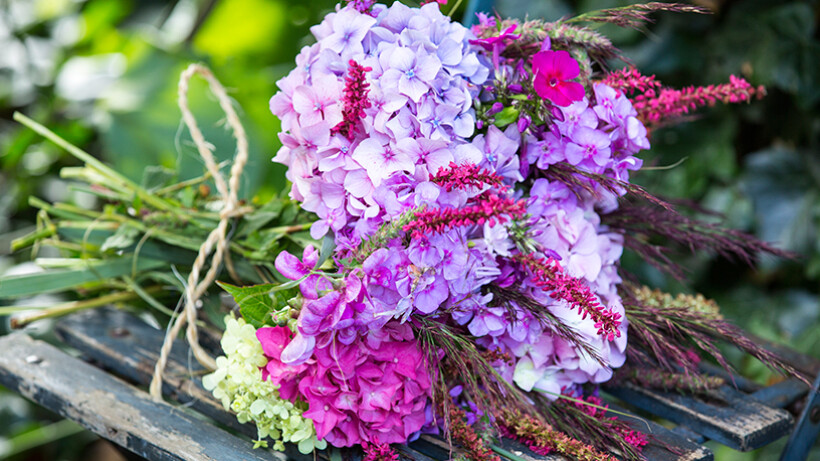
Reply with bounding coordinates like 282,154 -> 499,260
751,378 -> 809,409
778,371 -> 820,461
606,381 -> 793,451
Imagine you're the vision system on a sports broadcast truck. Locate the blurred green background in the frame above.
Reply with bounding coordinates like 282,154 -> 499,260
0,0 -> 818,459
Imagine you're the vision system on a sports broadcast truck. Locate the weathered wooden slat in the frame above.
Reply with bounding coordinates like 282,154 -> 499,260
0,332 -> 286,461
778,371 -> 820,461
751,378 -> 809,409
605,403 -> 713,461
606,381 -> 794,451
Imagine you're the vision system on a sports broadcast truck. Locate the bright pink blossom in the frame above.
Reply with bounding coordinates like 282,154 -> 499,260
532,50 -> 585,107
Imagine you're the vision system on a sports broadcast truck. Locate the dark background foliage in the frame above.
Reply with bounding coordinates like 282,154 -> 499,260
0,0 -> 818,459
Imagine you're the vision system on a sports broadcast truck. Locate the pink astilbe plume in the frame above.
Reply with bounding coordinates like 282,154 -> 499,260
602,67 -> 661,95
431,162 -> 508,192
497,409 -> 618,461
447,406 -> 500,461
332,60 -> 372,140
605,69 -> 766,126
515,253 -> 622,341
362,442 -> 400,461
404,192 -> 527,239
345,0 -> 376,13
560,394 -> 648,452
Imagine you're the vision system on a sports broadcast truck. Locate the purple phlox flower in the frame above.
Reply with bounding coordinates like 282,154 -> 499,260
303,179 -> 345,214
473,125 -> 523,182
275,245 -> 318,280
379,1 -> 415,33
531,129 -> 567,170
292,74 -> 344,127
269,72 -> 304,132
408,237 -> 444,268
527,178 -> 576,218
318,136 -> 357,172
299,273 -> 363,338
565,126 -> 612,167
367,85 -> 408,133
321,7 -> 377,56
352,136 -> 416,186
467,305 -> 507,337
480,221 -> 513,257
555,99 -> 597,136
430,232 -> 469,281
592,82 -> 634,126
380,46 -> 442,102
311,206 -> 349,240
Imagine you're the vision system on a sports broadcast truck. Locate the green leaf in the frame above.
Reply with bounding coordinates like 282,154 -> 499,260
0,257 -> 165,298
493,106 -> 520,128
315,235 -> 336,269
239,198 -> 285,237
217,281 -> 277,328
100,225 -> 140,252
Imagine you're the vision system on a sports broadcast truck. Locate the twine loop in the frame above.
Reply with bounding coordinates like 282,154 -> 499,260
149,64 -> 249,399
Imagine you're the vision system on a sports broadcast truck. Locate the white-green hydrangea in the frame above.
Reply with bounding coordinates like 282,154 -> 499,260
202,315 -> 326,454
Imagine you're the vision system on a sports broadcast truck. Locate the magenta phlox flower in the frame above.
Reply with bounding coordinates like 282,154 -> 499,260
470,24 -> 520,52
532,50 -> 585,107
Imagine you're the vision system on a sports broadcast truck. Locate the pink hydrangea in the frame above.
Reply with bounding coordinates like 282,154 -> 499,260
280,322 -> 433,447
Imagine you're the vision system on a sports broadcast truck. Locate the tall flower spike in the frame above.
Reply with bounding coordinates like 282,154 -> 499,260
515,253 -> 622,341
403,192 -> 527,239
497,409 -> 619,461
632,75 -> 765,124
332,60 -> 373,140
431,162 -> 508,192
601,67 -> 661,95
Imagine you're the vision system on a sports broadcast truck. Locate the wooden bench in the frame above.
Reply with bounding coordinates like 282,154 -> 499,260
0,307 -> 817,460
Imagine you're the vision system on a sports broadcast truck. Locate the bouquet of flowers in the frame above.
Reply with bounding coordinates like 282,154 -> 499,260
3,1 -> 805,460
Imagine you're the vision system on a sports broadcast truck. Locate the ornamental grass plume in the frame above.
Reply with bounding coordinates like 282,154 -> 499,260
603,197 -> 793,280
497,409 -> 618,461
447,406 -> 500,461
545,393 -> 648,459
623,284 -> 809,384
615,366 -> 725,393
515,253 -> 622,341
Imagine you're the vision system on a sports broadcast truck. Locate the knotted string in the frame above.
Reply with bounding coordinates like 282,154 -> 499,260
149,64 -> 251,399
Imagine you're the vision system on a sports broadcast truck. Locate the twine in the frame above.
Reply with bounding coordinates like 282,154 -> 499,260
149,64 -> 251,399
